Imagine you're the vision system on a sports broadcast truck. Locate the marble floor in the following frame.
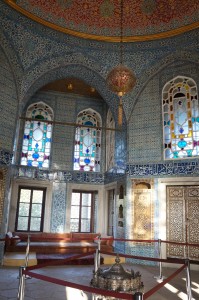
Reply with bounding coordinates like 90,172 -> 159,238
0,263 -> 198,300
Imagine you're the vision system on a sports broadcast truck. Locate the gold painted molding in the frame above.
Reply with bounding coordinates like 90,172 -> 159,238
5,0 -> 199,42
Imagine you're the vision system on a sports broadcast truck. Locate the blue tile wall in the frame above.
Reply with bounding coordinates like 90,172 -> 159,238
0,48 -> 18,152
51,182 -> 67,232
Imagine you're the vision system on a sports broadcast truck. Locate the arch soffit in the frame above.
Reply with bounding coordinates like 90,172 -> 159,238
19,61 -> 119,122
126,50 -> 199,123
0,30 -> 23,104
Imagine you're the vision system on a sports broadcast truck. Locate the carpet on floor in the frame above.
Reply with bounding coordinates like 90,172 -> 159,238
36,253 -> 104,265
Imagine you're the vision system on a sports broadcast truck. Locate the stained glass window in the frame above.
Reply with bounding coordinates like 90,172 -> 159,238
21,102 -> 53,168
162,76 -> 199,159
73,109 -> 101,172
106,109 -> 115,171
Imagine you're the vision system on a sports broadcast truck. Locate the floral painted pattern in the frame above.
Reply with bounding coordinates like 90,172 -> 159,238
16,0 -> 199,36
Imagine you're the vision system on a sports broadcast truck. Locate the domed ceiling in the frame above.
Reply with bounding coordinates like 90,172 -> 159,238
6,0 -> 199,42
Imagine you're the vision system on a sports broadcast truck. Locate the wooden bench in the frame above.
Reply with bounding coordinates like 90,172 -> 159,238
5,232 -> 113,254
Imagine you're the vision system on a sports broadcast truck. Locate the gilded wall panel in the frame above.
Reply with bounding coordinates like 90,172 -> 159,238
133,189 -> 153,240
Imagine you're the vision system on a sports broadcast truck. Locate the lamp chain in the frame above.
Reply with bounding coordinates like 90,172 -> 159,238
120,0 -> 124,65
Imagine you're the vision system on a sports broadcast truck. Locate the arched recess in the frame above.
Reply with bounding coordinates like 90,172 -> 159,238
126,51 -> 199,123
17,53 -> 121,123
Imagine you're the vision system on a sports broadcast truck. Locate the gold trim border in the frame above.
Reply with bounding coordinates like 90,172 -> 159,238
5,0 -> 199,42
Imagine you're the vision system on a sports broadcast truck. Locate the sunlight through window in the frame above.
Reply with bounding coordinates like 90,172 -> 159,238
164,283 -> 178,293
66,287 -> 88,300
182,278 -> 199,295
177,291 -> 196,300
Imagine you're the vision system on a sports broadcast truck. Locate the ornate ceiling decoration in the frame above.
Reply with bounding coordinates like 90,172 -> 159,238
6,0 -> 199,42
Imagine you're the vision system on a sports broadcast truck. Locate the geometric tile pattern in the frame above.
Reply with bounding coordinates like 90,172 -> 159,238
51,182 -> 67,232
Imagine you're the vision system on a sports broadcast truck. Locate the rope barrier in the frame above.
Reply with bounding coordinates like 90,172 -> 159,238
12,235 -> 197,300
27,250 -> 96,271
144,264 -> 186,299
99,250 -> 186,264
22,269 -> 134,300
1,236 -> 198,247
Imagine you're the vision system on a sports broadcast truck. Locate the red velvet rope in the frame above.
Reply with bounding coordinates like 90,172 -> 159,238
99,250 -> 186,264
1,236 -> 198,248
23,269 -> 134,299
144,264 -> 186,299
98,237 -> 199,247
2,234 -> 193,299
22,262 -> 187,299
26,251 -> 96,270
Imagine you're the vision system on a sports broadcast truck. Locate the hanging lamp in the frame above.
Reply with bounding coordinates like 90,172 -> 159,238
106,0 -> 136,125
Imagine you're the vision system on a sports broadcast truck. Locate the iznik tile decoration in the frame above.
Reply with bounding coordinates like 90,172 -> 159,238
0,168 -> 6,228
14,166 -> 105,184
128,76 -> 162,163
0,48 -> 18,152
0,234 -> 5,262
0,150 -> 13,166
126,161 -> 199,177
51,182 -> 67,232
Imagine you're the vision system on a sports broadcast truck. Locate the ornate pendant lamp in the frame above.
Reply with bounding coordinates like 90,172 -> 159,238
106,0 -> 136,125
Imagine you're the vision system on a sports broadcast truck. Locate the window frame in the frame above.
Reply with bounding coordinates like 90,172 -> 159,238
70,190 -> 95,233
20,102 -> 53,168
162,76 -> 199,160
73,109 -> 102,172
15,186 -> 46,232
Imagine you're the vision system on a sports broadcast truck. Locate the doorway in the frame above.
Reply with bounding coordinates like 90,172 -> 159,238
167,185 -> 199,260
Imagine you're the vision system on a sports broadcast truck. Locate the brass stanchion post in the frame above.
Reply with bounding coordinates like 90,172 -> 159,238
17,266 -> 26,300
134,292 -> 143,299
185,259 -> 192,300
154,239 -> 165,281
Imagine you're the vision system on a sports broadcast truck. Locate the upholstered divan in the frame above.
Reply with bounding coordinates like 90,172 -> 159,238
5,232 -> 113,254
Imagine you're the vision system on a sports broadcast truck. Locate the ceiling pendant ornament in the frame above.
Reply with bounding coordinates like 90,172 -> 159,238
106,0 -> 136,126
106,64 -> 136,97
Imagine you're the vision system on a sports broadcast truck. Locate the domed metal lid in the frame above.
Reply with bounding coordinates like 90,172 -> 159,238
99,255 -> 132,280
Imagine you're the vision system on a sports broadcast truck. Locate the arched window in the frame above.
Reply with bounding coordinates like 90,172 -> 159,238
21,102 -> 53,168
162,76 -> 198,159
106,109 -> 115,171
73,109 -> 101,172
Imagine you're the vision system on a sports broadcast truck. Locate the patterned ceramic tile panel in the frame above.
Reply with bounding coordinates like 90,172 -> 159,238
0,168 -> 6,227
128,76 -> 162,163
14,166 -> 105,184
51,182 -> 67,232
0,49 -> 18,151
0,234 -> 5,261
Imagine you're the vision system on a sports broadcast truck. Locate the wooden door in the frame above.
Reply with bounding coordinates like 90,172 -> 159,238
167,185 -> 199,260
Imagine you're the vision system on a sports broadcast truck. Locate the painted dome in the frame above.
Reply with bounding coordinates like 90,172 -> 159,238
6,0 -> 199,41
